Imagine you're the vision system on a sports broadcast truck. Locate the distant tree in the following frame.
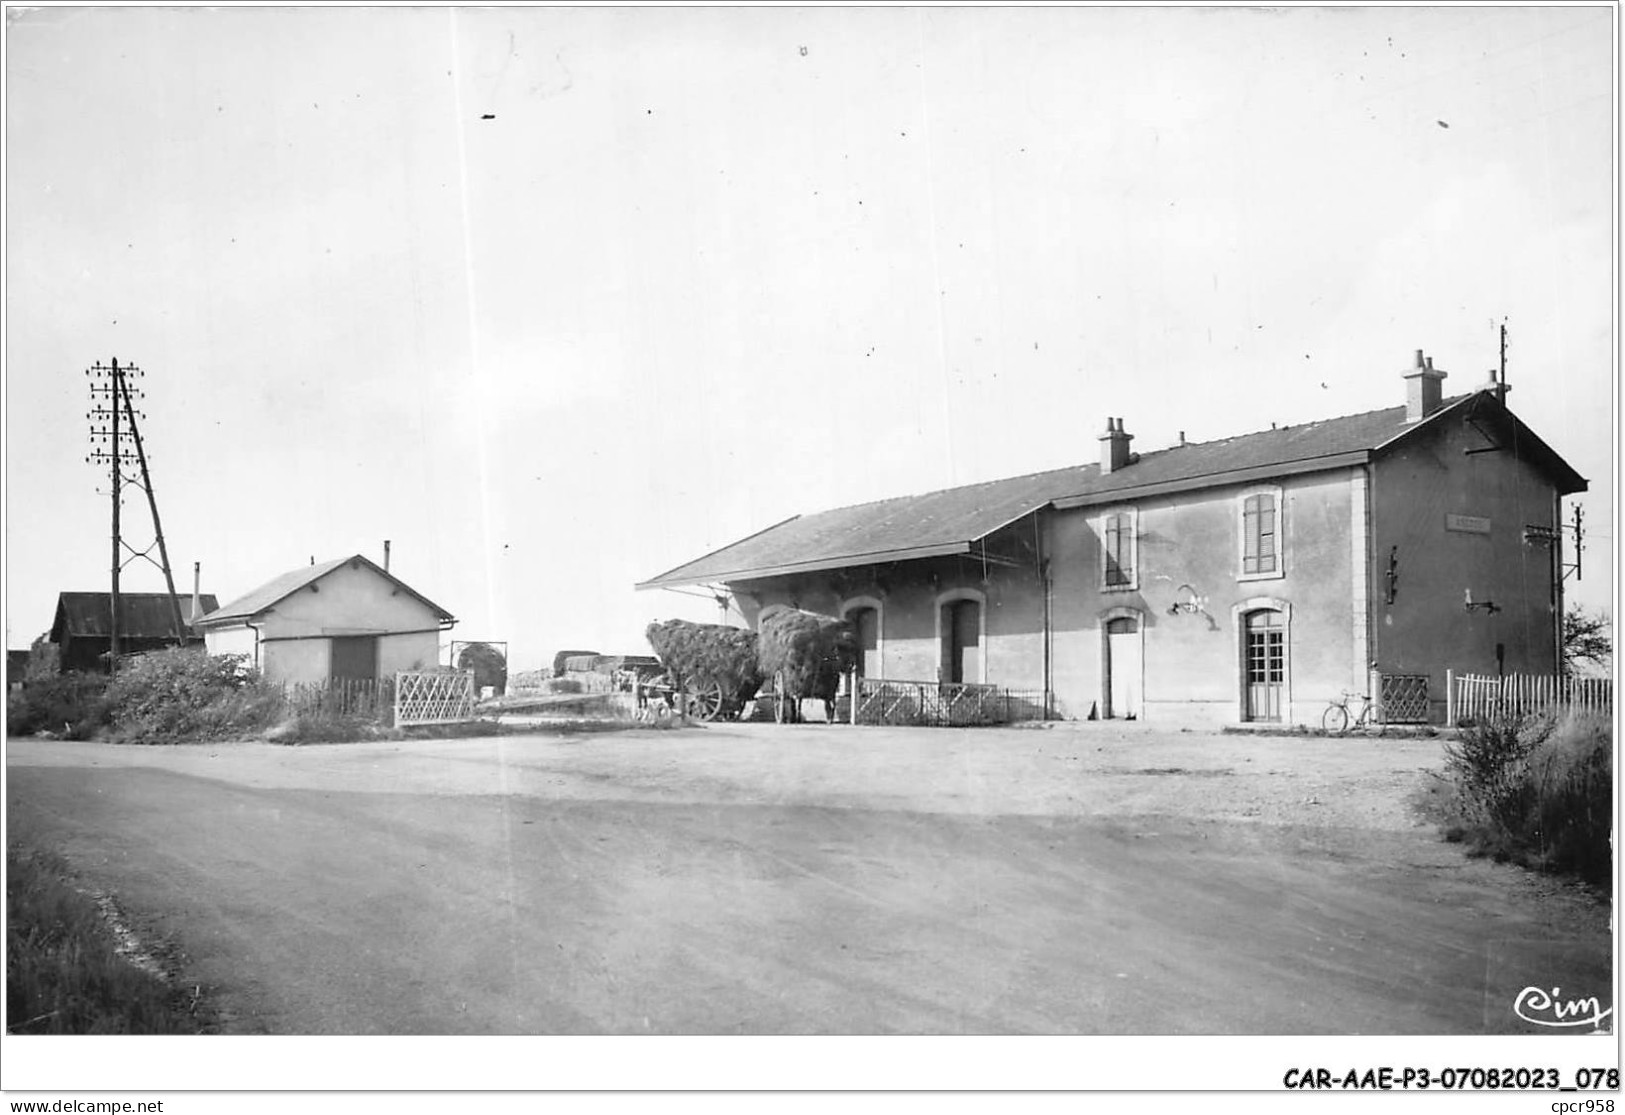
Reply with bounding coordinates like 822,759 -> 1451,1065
26,632 -> 60,679
456,642 -> 508,695
1561,604 -> 1612,677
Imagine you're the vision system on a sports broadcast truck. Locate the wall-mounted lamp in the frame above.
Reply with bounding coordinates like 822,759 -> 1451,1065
1168,584 -> 1208,616
1463,588 -> 1499,615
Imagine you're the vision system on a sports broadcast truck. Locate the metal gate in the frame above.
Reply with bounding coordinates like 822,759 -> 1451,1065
394,670 -> 477,727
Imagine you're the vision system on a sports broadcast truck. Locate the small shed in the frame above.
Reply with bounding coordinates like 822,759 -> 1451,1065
196,555 -> 455,685
49,592 -> 216,673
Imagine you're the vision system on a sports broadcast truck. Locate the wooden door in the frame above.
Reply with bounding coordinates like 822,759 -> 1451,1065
850,607 -> 879,678
330,636 -> 378,683
1244,610 -> 1284,722
1105,616 -> 1141,719
943,599 -> 981,684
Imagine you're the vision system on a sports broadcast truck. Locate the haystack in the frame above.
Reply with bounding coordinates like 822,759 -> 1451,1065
756,609 -> 858,701
644,619 -> 763,703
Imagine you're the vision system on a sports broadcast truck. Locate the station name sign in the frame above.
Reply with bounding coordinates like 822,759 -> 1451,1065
1445,514 -> 1492,534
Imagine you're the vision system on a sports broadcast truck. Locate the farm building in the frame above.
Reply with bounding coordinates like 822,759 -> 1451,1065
639,353 -> 1587,726
196,555 -> 455,685
47,591 -> 217,673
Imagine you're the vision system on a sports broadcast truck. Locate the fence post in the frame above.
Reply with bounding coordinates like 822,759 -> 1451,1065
1445,668 -> 1453,727
850,672 -> 858,726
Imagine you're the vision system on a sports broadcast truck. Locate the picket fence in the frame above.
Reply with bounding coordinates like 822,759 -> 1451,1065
273,671 -> 478,727
1446,669 -> 1613,726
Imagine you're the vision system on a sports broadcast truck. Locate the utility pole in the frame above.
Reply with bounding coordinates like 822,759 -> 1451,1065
86,357 -> 187,673
1499,322 -> 1507,389
1569,503 -> 1584,581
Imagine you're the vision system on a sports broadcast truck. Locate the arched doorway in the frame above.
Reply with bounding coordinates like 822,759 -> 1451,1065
1243,608 -> 1285,722
941,597 -> 982,684
1103,615 -> 1141,719
847,605 -> 879,679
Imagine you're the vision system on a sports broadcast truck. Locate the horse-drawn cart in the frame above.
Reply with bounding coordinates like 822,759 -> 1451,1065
641,620 -> 763,722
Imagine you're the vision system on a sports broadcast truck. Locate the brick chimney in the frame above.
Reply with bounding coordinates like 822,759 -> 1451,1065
1099,417 -> 1133,474
1403,349 -> 1447,423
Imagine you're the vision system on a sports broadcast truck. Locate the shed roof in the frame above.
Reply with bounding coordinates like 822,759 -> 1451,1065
51,592 -> 218,642
198,555 -> 454,627
637,390 -> 1586,589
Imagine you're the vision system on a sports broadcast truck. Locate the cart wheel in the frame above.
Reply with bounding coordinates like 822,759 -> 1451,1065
685,679 -> 724,722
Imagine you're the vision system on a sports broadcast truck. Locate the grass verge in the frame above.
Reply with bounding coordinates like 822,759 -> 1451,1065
6,841 -> 209,1034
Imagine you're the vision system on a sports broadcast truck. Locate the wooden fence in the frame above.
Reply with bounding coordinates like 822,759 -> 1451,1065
1446,670 -> 1613,726
394,670 -> 477,727
273,672 -> 480,727
276,677 -> 395,720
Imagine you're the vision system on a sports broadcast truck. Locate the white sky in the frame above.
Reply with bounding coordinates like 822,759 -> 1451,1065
4,4 -> 1616,671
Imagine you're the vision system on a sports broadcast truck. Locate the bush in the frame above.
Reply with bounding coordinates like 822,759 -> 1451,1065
1439,710 -> 1612,886
102,648 -> 274,744
6,673 -> 112,739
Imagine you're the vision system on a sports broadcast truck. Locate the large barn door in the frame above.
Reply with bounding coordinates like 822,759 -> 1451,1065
331,636 -> 378,683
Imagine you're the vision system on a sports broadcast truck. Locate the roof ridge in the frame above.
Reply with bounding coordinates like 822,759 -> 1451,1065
793,401 -> 1418,517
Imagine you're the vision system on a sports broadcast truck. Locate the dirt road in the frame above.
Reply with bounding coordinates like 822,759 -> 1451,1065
5,723 -> 1610,1034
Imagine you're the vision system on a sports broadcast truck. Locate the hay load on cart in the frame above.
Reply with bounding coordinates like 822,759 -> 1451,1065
643,619 -> 763,721
756,608 -> 858,723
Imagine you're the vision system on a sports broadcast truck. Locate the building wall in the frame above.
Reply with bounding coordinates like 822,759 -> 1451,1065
257,629 -> 440,686
730,471 -> 1361,726
205,560 -> 448,686
254,560 -> 444,640
1371,409 -> 1563,720
1050,469 -> 1359,726
203,624 -> 258,666
731,551 -> 1050,691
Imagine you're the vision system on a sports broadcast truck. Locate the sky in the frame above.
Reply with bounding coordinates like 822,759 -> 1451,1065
4,4 -> 1616,672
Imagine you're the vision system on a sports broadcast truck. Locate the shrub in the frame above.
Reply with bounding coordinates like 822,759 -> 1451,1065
102,648 -> 273,744
6,672 -> 112,739
1438,710 -> 1612,887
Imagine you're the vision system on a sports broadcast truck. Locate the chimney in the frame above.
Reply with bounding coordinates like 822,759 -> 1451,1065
1480,368 -> 1512,402
1403,349 -> 1447,423
384,540 -> 392,572
1099,417 -> 1133,474
191,562 -> 202,626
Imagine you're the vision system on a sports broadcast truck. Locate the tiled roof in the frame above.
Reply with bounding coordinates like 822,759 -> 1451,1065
51,592 -> 219,641
198,555 -> 454,626
638,392 -> 1585,589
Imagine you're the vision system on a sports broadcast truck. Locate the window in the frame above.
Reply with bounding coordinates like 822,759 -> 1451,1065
1241,491 -> 1280,577
1101,508 -> 1136,589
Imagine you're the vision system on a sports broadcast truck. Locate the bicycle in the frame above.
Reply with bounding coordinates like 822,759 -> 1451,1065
1322,691 -> 1375,734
